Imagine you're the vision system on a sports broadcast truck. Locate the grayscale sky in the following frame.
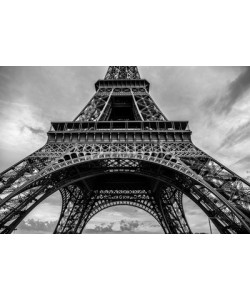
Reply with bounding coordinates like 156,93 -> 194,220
1,66 -> 250,234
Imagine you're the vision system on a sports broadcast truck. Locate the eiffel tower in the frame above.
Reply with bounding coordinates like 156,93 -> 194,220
1,66 -> 250,234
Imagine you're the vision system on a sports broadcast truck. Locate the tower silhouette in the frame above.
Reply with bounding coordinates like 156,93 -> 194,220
1,66 -> 250,234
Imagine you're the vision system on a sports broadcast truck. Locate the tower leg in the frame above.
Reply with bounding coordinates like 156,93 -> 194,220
54,184 -> 94,234
157,186 -> 192,234
0,183 -> 57,234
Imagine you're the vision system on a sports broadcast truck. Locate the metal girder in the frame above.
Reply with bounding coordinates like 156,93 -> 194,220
104,66 -> 141,80
54,185 -> 188,234
0,156 -> 250,233
158,186 -> 191,234
73,87 -> 167,122
54,185 -> 94,234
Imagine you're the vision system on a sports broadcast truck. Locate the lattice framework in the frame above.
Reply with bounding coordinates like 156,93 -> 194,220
1,66 -> 250,234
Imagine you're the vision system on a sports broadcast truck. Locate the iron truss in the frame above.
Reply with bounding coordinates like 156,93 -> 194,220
104,66 -> 141,80
54,185 -> 191,234
0,66 -> 250,234
74,87 -> 167,122
1,142 -> 250,233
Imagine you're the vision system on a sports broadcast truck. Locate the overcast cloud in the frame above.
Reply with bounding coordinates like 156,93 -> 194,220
1,66 -> 249,234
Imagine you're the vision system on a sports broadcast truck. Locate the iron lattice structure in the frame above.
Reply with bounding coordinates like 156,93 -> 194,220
1,66 -> 250,234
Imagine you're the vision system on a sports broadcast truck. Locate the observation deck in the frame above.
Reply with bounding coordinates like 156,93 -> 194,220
47,121 -> 192,144
95,79 -> 150,92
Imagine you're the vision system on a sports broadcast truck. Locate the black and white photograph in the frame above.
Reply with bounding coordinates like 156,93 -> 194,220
1,66 -> 250,234
1,1 -> 249,300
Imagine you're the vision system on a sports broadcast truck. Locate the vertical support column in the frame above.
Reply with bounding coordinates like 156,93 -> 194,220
131,89 -> 144,121
97,89 -> 113,121
54,184 -> 93,234
157,186 -> 192,234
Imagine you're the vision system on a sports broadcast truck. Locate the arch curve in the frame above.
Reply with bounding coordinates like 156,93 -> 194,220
84,202 -> 166,233
1,156 -> 250,234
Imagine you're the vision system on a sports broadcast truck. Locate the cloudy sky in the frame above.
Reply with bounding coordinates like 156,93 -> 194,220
1,66 -> 250,234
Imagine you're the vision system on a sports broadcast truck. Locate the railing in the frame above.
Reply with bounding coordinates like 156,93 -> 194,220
49,121 -> 190,132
